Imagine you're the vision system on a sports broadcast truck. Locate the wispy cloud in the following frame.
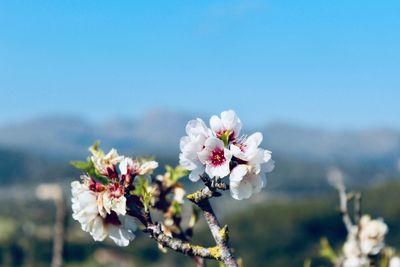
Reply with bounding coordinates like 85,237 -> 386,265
197,0 -> 267,34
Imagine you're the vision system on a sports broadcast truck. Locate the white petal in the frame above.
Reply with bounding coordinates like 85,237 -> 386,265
230,165 -> 248,183
198,148 -> 211,164
139,161 -> 159,175
246,132 -> 263,147
188,165 -> 205,182
262,159 -> 275,173
90,216 -> 108,241
108,225 -> 135,247
186,119 -> 210,138
204,137 -> 225,149
248,173 -> 264,194
210,115 -> 224,134
221,110 -> 242,137
206,161 -> 230,178
230,180 -> 252,200
122,215 -> 138,232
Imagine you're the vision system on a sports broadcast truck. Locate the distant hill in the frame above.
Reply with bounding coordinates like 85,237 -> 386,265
1,109 -> 399,163
0,109 -> 399,189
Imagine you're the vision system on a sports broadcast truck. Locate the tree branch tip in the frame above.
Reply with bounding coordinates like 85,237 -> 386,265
219,225 -> 229,242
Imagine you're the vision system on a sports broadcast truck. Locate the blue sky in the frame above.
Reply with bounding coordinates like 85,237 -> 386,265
0,0 -> 399,129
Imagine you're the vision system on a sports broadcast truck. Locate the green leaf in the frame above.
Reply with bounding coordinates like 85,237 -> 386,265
165,165 -> 189,186
70,159 -> 93,171
171,200 -> 182,216
70,157 -> 108,185
303,259 -> 312,267
133,177 -> 152,211
88,140 -> 104,157
319,238 -> 337,264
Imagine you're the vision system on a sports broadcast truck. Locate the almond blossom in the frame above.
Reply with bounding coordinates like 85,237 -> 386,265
210,110 -> 242,143
179,119 -> 211,182
71,176 -> 137,246
179,110 -> 274,200
358,215 -> 388,255
198,137 -> 232,178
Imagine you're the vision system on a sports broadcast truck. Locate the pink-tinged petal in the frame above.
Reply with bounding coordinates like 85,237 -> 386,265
230,165 -> 248,183
230,144 -> 243,158
221,110 -> 242,137
210,115 -> 223,134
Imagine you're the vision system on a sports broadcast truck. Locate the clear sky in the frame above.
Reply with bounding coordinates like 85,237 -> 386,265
1,0 -> 399,129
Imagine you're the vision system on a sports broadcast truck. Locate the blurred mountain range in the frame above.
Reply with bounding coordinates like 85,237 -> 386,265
0,109 -> 399,164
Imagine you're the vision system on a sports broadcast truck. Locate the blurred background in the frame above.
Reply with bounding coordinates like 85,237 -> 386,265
1,0 -> 400,266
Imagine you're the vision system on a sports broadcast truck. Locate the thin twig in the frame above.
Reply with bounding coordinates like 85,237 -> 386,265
146,223 -> 222,260
336,184 -> 354,233
353,192 -> 362,225
188,174 -> 238,267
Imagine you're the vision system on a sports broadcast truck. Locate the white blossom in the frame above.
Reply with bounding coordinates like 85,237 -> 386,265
91,148 -> 124,175
358,215 -> 388,255
390,257 -> 400,267
198,137 -> 232,178
342,257 -> 369,267
179,110 -> 274,200
229,133 -> 275,200
71,177 -> 136,247
210,110 -> 242,140
179,119 -> 211,182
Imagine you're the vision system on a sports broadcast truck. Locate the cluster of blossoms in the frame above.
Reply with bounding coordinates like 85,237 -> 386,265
179,110 -> 275,200
342,215 -> 390,267
71,145 -> 158,246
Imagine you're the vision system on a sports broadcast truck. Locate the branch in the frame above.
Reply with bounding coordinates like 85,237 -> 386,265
187,174 -> 229,203
146,223 -> 222,261
187,174 -> 238,267
353,192 -> 362,225
192,198 -> 239,267
337,185 -> 354,233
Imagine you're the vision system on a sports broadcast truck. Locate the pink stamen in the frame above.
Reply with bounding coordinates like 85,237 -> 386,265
209,147 -> 226,166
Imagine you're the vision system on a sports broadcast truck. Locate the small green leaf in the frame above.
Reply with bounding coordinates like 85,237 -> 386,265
70,157 -> 108,185
70,160 -> 92,171
171,200 -> 182,216
133,177 -> 152,211
89,140 -> 104,157
319,238 -> 337,264
165,165 -> 189,186
303,259 -> 312,267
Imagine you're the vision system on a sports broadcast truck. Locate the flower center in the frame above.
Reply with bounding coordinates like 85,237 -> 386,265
210,147 -> 226,166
